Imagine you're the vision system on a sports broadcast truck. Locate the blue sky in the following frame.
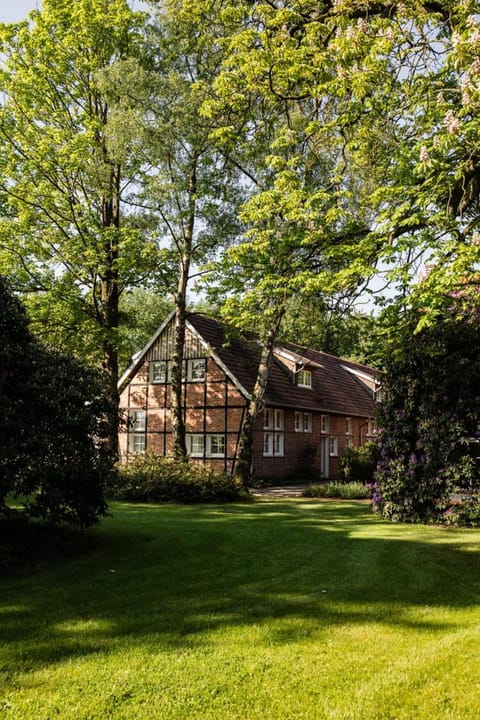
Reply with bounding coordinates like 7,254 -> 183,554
0,0 -> 147,23
0,0 -> 38,23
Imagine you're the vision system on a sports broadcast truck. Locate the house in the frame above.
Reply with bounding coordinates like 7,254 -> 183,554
118,312 -> 379,480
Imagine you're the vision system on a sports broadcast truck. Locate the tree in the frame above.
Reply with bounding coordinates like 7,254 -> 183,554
0,277 -> 112,528
140,1 -> 245,460
375,296 -> 480,523
363,1 -> 480,316
197,0 -> 397,485
0,0 -> 162,454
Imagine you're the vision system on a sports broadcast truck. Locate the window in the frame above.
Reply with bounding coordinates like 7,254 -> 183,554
274,409 -> 284,430
345,417 -> 352,435
295,411 -> 312,432
263,432 -> 273,456
188,358 -> 206,381
130,434 -> 146,454
346,436 -> 354,449
188,434 -> 205,457
263,432 -> 284,457
321,415 -> 330,434
294,411 -> 302,432
186,434 -> 225,458
129,409 -> 146,431
150,361 -> 167,383
263,408 -> 273,429
297,369 -> 312,388
208,434 -> 225,457
329,436 -> 338,456
274,432 -> 284,456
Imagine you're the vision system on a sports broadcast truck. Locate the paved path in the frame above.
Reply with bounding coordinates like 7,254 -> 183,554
250,484 -> 307,498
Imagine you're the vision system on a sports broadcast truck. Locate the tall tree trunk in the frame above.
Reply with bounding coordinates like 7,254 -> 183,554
235,307 -> 285,488
170,159 -> 197,461
99,161 -> 121,458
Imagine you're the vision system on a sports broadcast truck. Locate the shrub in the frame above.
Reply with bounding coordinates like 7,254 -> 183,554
339,442 -> 378,485
110,453 -> 244,503
0,277 -> 112,528
441,498 -> 480,527
302,482 -> 371,500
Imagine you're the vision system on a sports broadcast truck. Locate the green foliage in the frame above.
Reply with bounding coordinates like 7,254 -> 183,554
302,482 -> 371,500
339,442 -> 378,486
110,453 -> 245,503
0,277 -> 112,528
441,498 -> 480,528
375,301 -> 480,524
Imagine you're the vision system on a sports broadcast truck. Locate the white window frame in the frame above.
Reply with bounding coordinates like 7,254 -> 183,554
321,415 -> 330,434
329,436 -> 338,457
129,409 -> 146,432
263,408 -> 273,430
345,417 -> 352,435
150,361 -> 168,384
274,409 -> 284,430
188,358 -> 206,382
297,369 -> 312,388
208,434 -> 225,458
303,412 -> 312,433
188,434 -> 205,457
274,432 -> 284,456
129,433 -> 146,454
263,431 -> 284,457
263,432 -> 273,456
294,411 -> 302,432
346,436 -> 354,449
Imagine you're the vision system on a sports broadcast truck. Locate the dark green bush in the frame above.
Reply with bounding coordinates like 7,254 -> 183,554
110,453 -> 244,503
339,442 -> 378,485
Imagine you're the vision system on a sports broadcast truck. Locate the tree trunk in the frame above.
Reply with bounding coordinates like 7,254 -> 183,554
235,308 -> 285,488
170,159 -> 197,461
99,161 -> 121,458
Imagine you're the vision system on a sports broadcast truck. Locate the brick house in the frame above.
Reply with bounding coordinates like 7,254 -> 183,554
118,312 -> 379,480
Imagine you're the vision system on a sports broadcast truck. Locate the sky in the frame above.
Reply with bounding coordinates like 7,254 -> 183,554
0,0 -> 146,23
0,0 -> 38,23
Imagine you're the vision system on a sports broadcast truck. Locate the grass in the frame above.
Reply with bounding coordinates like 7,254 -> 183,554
2,499 -> 480,719
302,481 -> 371,499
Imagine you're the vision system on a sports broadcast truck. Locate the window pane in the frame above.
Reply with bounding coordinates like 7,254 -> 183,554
189,434 -> 204,456
263,432 -> 273,456
274,409 -> 284,430
131,434 -> 146,453
151,362 -> 167,383
297,370 -> 312,387
303,413 -> 311,432
274,433 -> 284,456
329,436 -> 338,456
189,358 -> 206,381
209,435 -> 225,456
263,409 -> 273,429
294,412 -> 302,432
321,415 -> 329,433
130,410 -> 146,431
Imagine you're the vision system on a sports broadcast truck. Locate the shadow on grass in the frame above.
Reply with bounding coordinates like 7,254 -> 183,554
2,500 -> 480,675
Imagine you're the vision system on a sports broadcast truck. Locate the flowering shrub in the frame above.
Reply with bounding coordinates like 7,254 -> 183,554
375,301 -> 480,524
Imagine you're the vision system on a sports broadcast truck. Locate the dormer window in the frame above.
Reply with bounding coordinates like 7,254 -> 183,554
297,369 -> 312,388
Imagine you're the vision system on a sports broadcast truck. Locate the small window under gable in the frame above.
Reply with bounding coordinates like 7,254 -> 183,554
188,358 -> 206,381
297,368 -> 312,388
150,361 -> 168,384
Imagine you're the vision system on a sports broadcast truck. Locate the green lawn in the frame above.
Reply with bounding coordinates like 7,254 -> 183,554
2,499 -> 480,719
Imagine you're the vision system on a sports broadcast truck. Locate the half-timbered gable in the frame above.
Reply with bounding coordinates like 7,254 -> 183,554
118,312 -> 379,479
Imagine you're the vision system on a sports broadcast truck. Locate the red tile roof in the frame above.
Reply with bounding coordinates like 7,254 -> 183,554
187,313 -> 377,418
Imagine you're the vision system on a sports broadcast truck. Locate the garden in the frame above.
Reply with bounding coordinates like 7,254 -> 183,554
2,499 -> 480,719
